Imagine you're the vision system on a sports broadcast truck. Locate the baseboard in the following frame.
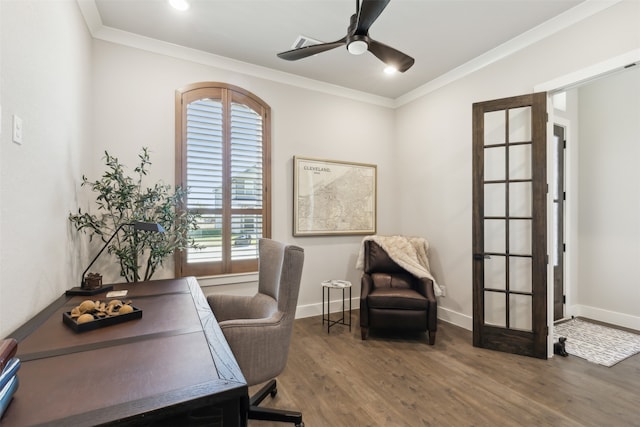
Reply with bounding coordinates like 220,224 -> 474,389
300,302 -> 639,333
202,281 -> 475,331
296,299 -> 474,332
295,297 -> 359,319
437,306 -> 473,331
567,304 -> 640,331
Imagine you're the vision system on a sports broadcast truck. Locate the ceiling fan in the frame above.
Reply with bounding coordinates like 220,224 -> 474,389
277,0 -> 415,73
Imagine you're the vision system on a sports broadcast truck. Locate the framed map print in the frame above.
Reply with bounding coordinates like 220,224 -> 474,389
293,156 -> 377,236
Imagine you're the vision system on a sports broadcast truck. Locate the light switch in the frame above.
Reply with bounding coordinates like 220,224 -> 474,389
13,115 -> 23,145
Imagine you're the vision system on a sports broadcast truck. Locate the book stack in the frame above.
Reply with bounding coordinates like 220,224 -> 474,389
0,338 -> 19,419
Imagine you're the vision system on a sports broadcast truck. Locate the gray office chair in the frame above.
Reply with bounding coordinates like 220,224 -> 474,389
207,239 -> 305,427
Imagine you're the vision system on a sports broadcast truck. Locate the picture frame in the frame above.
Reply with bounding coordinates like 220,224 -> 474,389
293,156 -> 377,236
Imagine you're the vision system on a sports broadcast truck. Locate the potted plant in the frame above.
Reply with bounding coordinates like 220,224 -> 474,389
69,147 -> 199,282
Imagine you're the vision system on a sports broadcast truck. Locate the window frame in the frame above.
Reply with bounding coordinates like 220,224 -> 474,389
175,82 -> 271,277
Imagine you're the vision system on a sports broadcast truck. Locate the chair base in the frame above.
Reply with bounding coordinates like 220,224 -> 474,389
249,379 -> 304,427
361,326 -> 368,340
361,326 -> 436,345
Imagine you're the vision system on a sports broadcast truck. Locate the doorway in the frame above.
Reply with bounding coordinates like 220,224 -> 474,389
538,51 -> 640,340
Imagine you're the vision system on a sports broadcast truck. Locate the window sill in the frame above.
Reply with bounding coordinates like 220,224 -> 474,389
197,272 -> 259,288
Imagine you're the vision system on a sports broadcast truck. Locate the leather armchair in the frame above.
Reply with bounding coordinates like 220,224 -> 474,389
360,240 -> 437,345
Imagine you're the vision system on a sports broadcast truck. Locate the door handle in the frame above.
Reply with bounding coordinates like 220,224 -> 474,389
473,253 -> 491,260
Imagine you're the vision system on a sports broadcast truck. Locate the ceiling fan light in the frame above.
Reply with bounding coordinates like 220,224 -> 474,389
168,0 -> 190,11
384,66 -> 397,75
347,40 -> 368,55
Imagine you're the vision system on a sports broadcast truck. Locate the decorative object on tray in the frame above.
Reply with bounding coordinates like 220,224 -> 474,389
84,273 -> 103,290
63,299 -> 142,332
66,221 -> 165,296
68,147 -> 200,288
293,156 -> 376,236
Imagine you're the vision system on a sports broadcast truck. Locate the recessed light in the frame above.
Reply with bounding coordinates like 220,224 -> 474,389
169,0 -> 190,11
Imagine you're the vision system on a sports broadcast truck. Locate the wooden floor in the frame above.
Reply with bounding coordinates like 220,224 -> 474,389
249,311 -> 640,427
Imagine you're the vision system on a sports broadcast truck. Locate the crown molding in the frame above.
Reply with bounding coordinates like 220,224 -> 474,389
76,1 -> 395,108
77,0 -> 103,34
393,0 -> 623,107
77,0 -> 622,109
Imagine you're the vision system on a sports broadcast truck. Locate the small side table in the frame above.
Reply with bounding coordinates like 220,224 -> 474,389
321,280 -> 352,334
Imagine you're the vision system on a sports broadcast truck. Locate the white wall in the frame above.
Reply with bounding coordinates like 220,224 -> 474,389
395,0 -> 640,329
0,0 -> 93,335
573,66 -> 640,327
90,40 -> 397,315
2,0 -> 639,338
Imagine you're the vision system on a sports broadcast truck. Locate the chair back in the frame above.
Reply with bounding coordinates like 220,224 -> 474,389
256,239 -> 283,300
247,238 -> 304,384
363,240 -> 406,274
257,238 -> 304,318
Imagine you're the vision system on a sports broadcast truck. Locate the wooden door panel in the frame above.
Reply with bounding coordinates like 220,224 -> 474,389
472,92 -> 548,359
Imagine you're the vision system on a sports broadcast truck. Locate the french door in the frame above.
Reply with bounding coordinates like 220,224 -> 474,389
472,92 -> 548,359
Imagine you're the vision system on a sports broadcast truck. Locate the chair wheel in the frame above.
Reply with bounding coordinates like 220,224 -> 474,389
270,387 -> 278,397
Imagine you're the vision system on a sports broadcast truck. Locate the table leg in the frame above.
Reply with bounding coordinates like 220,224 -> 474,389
327,288 -> 330,334
341,288 -> 344,328
349,286 -> 352,331
322,286 -> 325,327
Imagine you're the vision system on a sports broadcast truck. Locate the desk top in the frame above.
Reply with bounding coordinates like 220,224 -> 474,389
2,277 -> 247,426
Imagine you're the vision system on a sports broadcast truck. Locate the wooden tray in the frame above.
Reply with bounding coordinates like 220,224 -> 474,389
63,306 -> 142,333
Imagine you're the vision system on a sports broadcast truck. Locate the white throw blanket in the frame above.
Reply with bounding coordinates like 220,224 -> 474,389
356,235 -> 442,297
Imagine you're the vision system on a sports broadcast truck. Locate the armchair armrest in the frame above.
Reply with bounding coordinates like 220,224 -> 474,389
360,274 -> 373,328
217,311 -> 291,385
414,278 -> 437,302
360,273 -> 373,299
415,277 -> 438,333
207,293 -> 277,322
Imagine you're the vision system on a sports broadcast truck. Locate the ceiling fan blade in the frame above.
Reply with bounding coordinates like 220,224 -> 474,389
277,38 -> 347,61
368,39 -> 415,72
356,0 -> 391,34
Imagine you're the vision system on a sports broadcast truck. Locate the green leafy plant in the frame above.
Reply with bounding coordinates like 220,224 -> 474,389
69,147 -> 199,282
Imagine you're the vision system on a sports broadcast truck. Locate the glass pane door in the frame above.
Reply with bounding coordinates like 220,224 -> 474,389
483,106 -> 533,332
472,93 -> 548,359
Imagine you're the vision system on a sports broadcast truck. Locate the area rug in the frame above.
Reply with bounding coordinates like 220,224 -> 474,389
553,318 -> 640,367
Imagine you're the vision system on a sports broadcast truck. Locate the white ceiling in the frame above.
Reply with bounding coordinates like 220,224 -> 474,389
88,0 -> 586,100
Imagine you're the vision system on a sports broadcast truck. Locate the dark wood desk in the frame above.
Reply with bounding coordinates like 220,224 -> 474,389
2,277 -> 248,426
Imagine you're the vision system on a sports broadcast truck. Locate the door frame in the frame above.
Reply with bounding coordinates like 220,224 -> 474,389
552,116 -> 573,324
535,49 -> 640,357
552,123 -> 566,321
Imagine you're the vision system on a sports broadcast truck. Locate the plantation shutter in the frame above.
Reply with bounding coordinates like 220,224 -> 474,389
230,101 -> 264,262
175,83 -> 271,277
186,99 -> 224,264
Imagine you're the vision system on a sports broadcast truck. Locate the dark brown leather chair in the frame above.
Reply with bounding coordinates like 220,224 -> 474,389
360,240 -> 437,345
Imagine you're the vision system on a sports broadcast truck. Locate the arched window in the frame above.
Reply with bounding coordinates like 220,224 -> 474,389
175,82 -> 271,276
